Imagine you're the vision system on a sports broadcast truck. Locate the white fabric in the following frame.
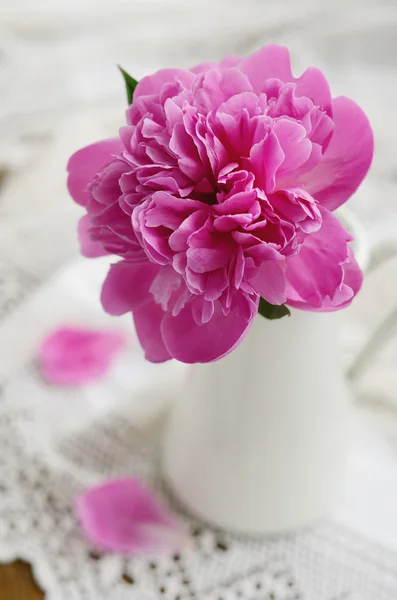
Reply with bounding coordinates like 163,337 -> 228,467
0,258 -> 397,600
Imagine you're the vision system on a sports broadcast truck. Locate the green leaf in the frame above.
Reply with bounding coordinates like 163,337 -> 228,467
118,66 -> 139,105
258,297 -> 291,320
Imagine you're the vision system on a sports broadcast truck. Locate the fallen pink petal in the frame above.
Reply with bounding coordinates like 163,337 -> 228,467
38,326 -> 126,385
75,477 -> 188,555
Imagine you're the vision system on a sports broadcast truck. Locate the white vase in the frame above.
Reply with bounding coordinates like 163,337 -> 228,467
163,207 -> 373,535
163,309 -> 351,534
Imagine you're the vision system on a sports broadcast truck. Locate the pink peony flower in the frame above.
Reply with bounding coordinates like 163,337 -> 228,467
67,45 -> 373,363
75,478 -> 188,555
38,326 -> 126,385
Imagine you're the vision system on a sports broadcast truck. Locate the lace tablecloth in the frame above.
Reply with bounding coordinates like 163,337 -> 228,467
0,257 -> 397,600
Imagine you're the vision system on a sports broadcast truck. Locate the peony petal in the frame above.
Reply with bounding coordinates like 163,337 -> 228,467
161,293 -> 258,363
287,247 -> 363,312
220,55 -> 241,69
239,45 -> 293,92
191,61 -> 218,74
78,215 -> 108,258
168,212 -> 208,254
273,119 -> 312,178
101,262 -> 160,315
331,248 -> 363,308
294,67 -> 332,116
248,261 -> 286,305
214,190 -> 257,214
284,208 -> 355,309
204,268 -> 229,301
91,160 -> 127,206
133,299 -> 172,362
187,228 -> 235,274
191,55 -> 240,74
134,68 -> 195,99
38,326 -> 126,385
67,139 -> 123,206
149,265 -> 182,310
302,96 -> 374,210
219,68 -> 253,99
250,131 -> 285,193
75,478 -> 187,555
169,122 -> 203,180
193,68 -> 252,114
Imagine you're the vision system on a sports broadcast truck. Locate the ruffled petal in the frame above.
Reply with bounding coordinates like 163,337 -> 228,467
284,208 -> 358,309
302,96 -> 374,210
101,262 -> 160,315
191,55 -> 241,74
78,215 -> 108,258
75,478 -> 187,555
67,139 -> 123,206
331,248 -> 363,308
192,68 -> 252,114
239,45 -> 293,92
161,293 -> 258,363
250,131 -> 285,193
132,299 -> 172,363
191,61 -> 217,74
273,119 -> 312,178
294,67 -> 332,116
134,69 -> 195,99
248,261 -> 286,305
220,55 -> 241,68
287,247 -> 362,312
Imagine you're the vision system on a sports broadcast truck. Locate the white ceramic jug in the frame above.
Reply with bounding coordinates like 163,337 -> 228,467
163,208 -> 391,535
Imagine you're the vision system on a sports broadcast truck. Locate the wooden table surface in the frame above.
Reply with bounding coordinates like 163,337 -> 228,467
0,561 -> 44,599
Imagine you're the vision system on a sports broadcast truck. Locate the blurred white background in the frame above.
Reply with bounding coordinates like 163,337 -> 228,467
0,0 -> 396,405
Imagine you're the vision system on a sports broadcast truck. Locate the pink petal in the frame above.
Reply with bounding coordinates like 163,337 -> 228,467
38,326 -> 126,385
250,131 -> 285,193
75,478 -> 187,555
193,68 -> 252,113
149,265 -> 182,310
203,268 -> 229,301
67,139 -> 123,206
220,55 -> 241,69
169,122 -> 203,180
302,96 -> 374,210
90,160 -> 127,206
78,215 -> 108,258
132,299 -> 172,363
191,55 -> 240,74
284,208 -> 358,309
294,66 -> 332,116
287,247 -> 363,312
273,119 -> 312,178
219,68 -> 253,98
239,45 -> 293,92
101,262 -> 160,316
214,190 -> 257,215
160,293 -> 258,363
240,47 -> 332,114
187,245 -> 233,273
186,228 -> 235,274
248,261 -> 286,305
191,61 -> 218,74
331,248 -> 363,308
134,68 -> 195,99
